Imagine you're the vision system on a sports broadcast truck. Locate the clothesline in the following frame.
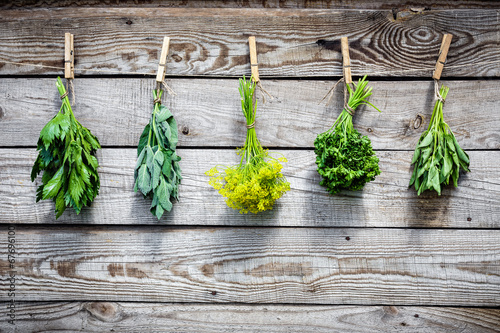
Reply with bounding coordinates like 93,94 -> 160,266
1,58 -> 499,77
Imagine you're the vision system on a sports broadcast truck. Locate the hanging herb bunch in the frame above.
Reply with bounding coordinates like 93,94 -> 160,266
409,84 -> 469,194
314,75 -> 381,194
134,88 -> 182,219
31,77 -> 101,218
206,76 -> 290,214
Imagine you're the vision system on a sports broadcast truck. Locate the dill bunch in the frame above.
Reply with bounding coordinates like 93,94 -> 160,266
206,76 -> 290,214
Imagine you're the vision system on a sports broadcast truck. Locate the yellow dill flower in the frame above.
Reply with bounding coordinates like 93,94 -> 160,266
206,76 -> 290,214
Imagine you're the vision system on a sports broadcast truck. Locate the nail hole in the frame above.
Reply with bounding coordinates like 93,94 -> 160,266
367,128 -> 373,133
467,217 -> 472,222
211,291 -> 217,295
414,314 -> 419,318
182,126 -> 190,135
401,322 -> 407,326
345,236 -> 350,241
126,20 -> 133,25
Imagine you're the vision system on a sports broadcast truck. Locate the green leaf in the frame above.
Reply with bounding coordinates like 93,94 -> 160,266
137,164 -> 152,196
427,165 -> 441,195
156,106 -> 172,123
55,190 -> 66,219
155,203 -> 164,220
417,131 -> 433,148
157,177 -> 173,212
146,146 -> 154,172
135,147 -> 146,171
68,167 -> 84,203
138,124 -> 150,155
42,165 -> 65,199
411,148 -> 420,165
441,149 -> 452,181
420,147 -> 432,164
453,135 -> 470,166
167,117 -> 179,150
152,150 -> 164,189
82,127 -> 101,150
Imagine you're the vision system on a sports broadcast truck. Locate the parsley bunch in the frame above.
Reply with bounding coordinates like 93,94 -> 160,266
31,77 -> 101,218
134,89 -> 182,219
409,84 -> 469,195
314,75 -> 381,194
206,76 -> 290,214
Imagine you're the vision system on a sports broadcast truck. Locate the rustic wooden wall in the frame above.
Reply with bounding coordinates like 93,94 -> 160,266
1,1 -> 500,332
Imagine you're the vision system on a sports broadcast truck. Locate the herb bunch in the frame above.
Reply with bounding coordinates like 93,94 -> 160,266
134,89 -> 182,219
409,84 -> 469,195
31,77 -> 101,218
314,75 -> 381,194
206,76 -> 290,214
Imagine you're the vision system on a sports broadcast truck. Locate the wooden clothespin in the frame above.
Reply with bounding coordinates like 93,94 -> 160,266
156,36 -> 170,84
248,36 -> 260,83
340,37 -> 352,84
64,32 -> 74,79
432,34 -> 453,80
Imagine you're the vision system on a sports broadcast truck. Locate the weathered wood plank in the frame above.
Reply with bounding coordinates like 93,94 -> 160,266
4,1 -> 500,10
1,302 -> 499,333
0,226 -> 499,305
1,8 -> 499,77
1,79 -> 498,149
1,149 -> 498,227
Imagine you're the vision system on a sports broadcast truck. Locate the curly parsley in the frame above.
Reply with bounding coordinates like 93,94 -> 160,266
315,75 -> 381,194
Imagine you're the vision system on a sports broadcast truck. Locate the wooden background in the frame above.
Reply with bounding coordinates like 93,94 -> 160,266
1,1 -> 500,332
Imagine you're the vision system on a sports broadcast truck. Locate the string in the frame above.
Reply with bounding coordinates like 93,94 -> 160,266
162,80 -> 177,96
1,58 -> 499,77
319,77 -> 343,105
256,81 -> 272,104
343,83 -> 355,116
434,79 -> 445,103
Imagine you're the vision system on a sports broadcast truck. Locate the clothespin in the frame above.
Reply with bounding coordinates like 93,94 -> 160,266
248,36 -> 260,83
432,33 -> 453,80
64,32 -> 74,79
340,37 -> 352,84
156,36 -> 170,84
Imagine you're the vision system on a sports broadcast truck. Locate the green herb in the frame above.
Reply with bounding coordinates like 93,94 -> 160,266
206,76 -> 290,214
409,84 -> 469,195
134,89 -> 181,219
314,75 -> 381,194
31,77 -> 101,218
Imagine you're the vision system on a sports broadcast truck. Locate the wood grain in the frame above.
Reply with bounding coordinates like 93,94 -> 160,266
1,302 -> 500,332
0,226 -> 499,305
1,149 -> 498,227
4,1 -> 500,10
1,78 -> 498,149
1,8 -> 499,77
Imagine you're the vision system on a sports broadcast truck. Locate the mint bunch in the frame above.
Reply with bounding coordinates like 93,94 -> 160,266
134,89 -> 182,219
